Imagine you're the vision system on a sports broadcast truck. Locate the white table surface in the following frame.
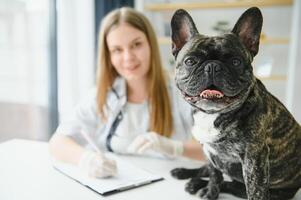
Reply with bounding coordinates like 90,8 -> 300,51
0,139 -> 300,200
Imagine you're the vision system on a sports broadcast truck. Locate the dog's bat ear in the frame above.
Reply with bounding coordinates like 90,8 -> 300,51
232,7 -> 263,57
171,9 -> 199,58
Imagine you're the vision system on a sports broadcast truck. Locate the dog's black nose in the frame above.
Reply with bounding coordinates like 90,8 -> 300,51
204,62 -> 221,73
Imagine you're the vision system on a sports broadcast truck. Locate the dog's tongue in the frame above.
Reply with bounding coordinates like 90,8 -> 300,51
200,89 -> 224,99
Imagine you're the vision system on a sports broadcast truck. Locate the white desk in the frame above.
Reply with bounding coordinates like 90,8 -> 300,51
0,139 -> 300,200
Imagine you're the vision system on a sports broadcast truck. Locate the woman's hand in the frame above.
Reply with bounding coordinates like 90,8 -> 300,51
127,132 -> 184,158
78,150 -> 117,178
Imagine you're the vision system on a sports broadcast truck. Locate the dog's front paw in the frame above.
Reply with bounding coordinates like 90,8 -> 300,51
199,185 -> 220,200
184,177 -> 208,194
170,168 -> 199,179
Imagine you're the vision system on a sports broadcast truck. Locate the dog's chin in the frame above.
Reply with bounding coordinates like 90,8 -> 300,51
182,89 -> 243,114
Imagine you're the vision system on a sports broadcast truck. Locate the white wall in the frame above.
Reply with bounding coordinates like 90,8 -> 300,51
57,0 -> 95,121
287,0 -> 301,123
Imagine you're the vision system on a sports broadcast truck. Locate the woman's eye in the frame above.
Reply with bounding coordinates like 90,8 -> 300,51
135,42 -> 141,47
111,48 -> 122,54
232,58 -> 241,66
184,57 -> 198,66
133,42 -> 142,48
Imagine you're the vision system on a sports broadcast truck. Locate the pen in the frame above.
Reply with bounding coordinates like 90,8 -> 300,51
101,178 -> 164,195
80,128 -> 102,154
80,128 -> 118,177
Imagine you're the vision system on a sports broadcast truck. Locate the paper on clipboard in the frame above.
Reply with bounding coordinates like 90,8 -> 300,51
52,154 -> 164,196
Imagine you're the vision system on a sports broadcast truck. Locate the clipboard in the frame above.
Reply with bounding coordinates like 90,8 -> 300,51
52,154 -> 164,196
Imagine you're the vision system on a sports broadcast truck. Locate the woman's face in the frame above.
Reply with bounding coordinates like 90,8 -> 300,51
106,23 -> 151,83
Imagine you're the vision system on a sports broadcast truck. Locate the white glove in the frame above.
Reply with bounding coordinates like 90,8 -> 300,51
78,150 -> 117,178
127,132 -> 184,158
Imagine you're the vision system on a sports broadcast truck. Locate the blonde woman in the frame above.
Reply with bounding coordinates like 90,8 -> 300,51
49,7 -> 205,178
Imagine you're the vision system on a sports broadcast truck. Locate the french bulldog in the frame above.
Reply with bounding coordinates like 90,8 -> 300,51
170,7 -> 301,200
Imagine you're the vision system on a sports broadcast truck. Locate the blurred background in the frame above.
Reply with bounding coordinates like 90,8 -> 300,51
0,0 -> 300,143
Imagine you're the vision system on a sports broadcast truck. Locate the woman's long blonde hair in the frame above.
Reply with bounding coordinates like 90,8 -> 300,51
96,7 -> 173,137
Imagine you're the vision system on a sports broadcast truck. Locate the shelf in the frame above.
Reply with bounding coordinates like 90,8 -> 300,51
261,37 -> 290,45
257,75 -> 287,81
158,36 -> 289,45
145,0 -> 293,11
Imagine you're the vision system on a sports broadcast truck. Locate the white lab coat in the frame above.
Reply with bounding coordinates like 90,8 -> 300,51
56,76 -> 193,154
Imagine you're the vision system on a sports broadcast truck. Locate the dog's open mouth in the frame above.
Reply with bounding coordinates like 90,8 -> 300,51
200,88 -> 224,99
183,86 -> 225,102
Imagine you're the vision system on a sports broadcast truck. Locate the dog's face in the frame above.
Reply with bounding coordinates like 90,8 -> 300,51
171,8 -> 263,113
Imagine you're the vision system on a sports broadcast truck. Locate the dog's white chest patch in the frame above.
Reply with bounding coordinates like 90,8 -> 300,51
191,111 -> 220,143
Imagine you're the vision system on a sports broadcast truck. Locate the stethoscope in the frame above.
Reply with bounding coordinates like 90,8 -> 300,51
105,88 -> 124,152
105,110 -> 123,152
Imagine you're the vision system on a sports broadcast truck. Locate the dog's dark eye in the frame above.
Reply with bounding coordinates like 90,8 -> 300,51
184,57 -> 198,66
232,58 -> 241,66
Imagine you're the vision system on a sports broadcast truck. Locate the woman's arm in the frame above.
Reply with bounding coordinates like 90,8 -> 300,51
49,133 -> 86,165
183,139 -> 206,160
